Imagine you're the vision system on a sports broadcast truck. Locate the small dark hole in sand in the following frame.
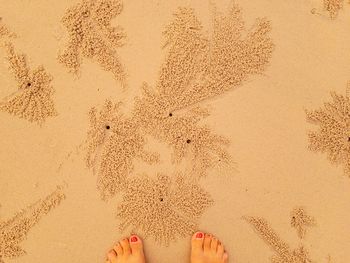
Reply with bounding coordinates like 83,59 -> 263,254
160,198 -> 164,202
169,113 -> 173,117
348,137 -> 350,142
27,82 -> 31,87
187,139 -> 191,144
106,125 -> 110,130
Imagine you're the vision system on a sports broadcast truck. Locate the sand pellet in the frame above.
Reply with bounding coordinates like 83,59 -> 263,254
59,0 -> 126,84
154,5 -> 273,108
306,90 -> 350,176
86,100 -> 159,200
0,43 -> 57,124
0,186 -> 65,262
86,99 -> 124,169
324,0 -> 343,19
84,3 -> 274,244
245,216 -> 313,263
131,4 -> 272,177
117,173 -> 213,245
290,207 -> 316,239
0,18 -> 16,39
133,83 -> 231,178
86,3 -> 273,183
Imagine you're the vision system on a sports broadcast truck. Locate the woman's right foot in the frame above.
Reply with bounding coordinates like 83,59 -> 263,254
191,232 -> 229,263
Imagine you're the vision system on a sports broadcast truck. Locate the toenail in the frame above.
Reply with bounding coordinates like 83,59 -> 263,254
130,236 -> 138,242
196,232 -> 204,238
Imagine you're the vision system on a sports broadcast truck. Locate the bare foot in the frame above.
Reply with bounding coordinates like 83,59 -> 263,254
191,232 -> 229,263
106,235 -> 146,263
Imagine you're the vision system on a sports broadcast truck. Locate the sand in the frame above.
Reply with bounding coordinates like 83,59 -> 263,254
290,207 -> 316,240
323,0 -> 344,19
58,0 -> 126,86
0,42 -> 57,124
1,0 -> 350,262
0,186 -> 65,262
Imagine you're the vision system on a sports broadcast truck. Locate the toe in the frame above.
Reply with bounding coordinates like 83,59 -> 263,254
107,249 -> 117,263
129,234 -> 144,255
191,231 -> 204,250
203,233 -> 212,251
113,242 -> 123,256
217,243 -> 224,257
222,252 -> 228,263
120,238 -> 131,255
211,237 -> 218,251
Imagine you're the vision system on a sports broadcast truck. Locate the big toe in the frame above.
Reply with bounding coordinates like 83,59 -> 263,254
191,232 -> 229,263
129,234 -> 144,255
191,231 -> 205,251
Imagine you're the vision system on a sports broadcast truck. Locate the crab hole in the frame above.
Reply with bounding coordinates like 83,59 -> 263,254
106,125 -> 110,130
186,139 -> 191,144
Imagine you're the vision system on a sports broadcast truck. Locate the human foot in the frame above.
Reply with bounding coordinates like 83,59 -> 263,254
106,235 -> 146,263
191,232 -> 228,263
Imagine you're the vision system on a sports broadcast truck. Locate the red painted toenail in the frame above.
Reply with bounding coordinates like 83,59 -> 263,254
196,232 -> 203,238
130,236 -> 138,242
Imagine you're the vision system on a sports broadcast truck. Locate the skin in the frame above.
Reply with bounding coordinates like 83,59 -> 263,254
106,232 -> 229,263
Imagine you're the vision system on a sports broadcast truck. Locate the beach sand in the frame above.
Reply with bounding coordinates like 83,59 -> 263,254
1,0 -> 350,262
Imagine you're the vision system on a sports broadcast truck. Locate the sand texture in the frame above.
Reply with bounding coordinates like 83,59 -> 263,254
0,187 -> 65,263
58,0 -> 126,86
0,43 -> 57,124
306,86 -> 350,177
1,0 -> 350,262
245,215 -> 314,263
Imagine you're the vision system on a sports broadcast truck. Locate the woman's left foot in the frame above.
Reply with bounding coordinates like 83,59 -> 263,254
106,235 -> 146,263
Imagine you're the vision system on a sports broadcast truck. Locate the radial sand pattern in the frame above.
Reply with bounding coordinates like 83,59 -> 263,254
0,43 -> 57,124
86,100 -> 159,200
59,0 -> 126,84
85,2 -> 274,200
306,87 -> 350,176
0,187 -> 65,263
117,173 -> 213,245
